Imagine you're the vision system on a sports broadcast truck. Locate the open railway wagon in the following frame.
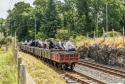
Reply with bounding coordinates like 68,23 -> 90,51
19,43 -> 80,70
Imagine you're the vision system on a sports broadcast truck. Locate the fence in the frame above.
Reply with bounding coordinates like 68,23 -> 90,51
13,47 -> 36,84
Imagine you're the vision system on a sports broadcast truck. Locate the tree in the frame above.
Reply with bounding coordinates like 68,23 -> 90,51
33,0 -> 48,32
4,0 -> 125,41
105,0 -> 125,31
6,2 -> 33,41
56,28 -> 70,40
42,0 -> 61,38
76,0 -> 93,34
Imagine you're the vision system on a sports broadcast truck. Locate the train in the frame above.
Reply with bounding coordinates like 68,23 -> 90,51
18,43 -> 80,70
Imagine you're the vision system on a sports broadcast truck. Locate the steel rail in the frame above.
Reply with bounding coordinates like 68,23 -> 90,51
65,71 -> 105,84
78,61 -> 125,79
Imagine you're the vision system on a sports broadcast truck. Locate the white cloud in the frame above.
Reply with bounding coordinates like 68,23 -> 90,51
0,0 -> 64,19
0,0 -> 34,19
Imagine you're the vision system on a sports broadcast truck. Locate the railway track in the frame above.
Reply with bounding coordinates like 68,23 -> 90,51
64,71 -> 105,84
33,54 -> 103,84
20,48 -> 105,84
36,54 -> 104,84
78,61 -> 125,79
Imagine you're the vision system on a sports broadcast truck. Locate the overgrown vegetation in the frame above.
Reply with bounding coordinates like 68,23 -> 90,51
0,37 -> 12,48
0,48 -> 17,84
77,36 -> 125,67
56,28 -> 70,40
104,31 -> 122,37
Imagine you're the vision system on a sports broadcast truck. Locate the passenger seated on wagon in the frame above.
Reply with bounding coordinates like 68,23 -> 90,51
37,40 -> 44,48
29,40 -> 38,47
42,41 -> 47,49
48,40 -> 55,49
53,42 -> 59,49
23,40 -> 28,45
59,40 -> 65,50
44,39 -> 50,49
64,39 -> 76,51
27,40 -> 33,45
29,40 -> 35,46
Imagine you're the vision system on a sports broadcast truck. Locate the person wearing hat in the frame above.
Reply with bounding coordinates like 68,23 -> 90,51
64,38 -> 76,51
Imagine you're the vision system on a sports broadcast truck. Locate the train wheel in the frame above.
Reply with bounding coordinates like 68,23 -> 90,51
53,62 -> 56,66
70,63 -> 75,70
52,61 -> 54,66
58,64 -> 62,68
56,63 -> 59,68
61,64 -> 66,70
50,60 -> 53,65
47,59 -> 50,64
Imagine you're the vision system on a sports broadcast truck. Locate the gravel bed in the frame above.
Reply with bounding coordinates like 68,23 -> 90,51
75,64 -> 125,84
81,58 -> 125,73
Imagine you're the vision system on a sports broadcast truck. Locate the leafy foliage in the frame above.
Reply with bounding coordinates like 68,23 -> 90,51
3,0 -> 125,41
36,32 -> 47,39
0,38 -> 6,48
104,31 -> 121,37
75,35 -> 86,41
0,37 -> 12,48
42,0 -> 61,38
56,28 -> 70,40
6,2 -> 33,41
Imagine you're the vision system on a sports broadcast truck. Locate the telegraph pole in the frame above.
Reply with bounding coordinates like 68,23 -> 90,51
9,18 -> 12,37
122,0 -> 125,44
35,16 -> 36,40
106,3 -> 108,32
34,14 -> 37,46
96,13 -> 99,37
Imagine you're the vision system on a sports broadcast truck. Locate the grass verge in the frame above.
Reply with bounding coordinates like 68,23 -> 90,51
19,52 -> 66,84
0,48 -> 17,84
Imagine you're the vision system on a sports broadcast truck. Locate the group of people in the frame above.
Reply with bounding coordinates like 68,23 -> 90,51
23,39 -> 76,51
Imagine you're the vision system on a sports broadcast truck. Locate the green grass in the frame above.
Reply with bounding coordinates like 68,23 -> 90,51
0,48 -> 17,84
19,52 -> 66,84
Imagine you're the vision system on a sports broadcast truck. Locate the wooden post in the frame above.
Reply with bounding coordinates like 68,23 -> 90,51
14,49 -> 18,62
96,13 -> 99,38
15,32 -> 17,49
20,64 -> 26,84
112,29 -> 114,38
94,31 -> 96,43
123,27 -> 124,44
86,33 -> 89,39
106,3 -> 108,32
112,29 -> 115,45
18,57 -> 22,84
94,31 -> 96,39
103,27 -> 106,40
5,44 -> 8,52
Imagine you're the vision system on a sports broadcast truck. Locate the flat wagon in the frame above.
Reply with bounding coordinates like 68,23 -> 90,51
19,44 -> 80,70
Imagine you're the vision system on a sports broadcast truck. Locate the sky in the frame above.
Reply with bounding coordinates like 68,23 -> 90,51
0,0 -> 34,19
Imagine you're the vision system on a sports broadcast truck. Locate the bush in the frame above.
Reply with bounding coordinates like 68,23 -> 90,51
56,28 -> 70,40
5,36 -> 12,44
103,31 -> 121,37
0,37 -> 12,48
36,32 -> 47,40
75,35 -> 86,41
0,38 -> 6,48
54,38 -> 60,42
